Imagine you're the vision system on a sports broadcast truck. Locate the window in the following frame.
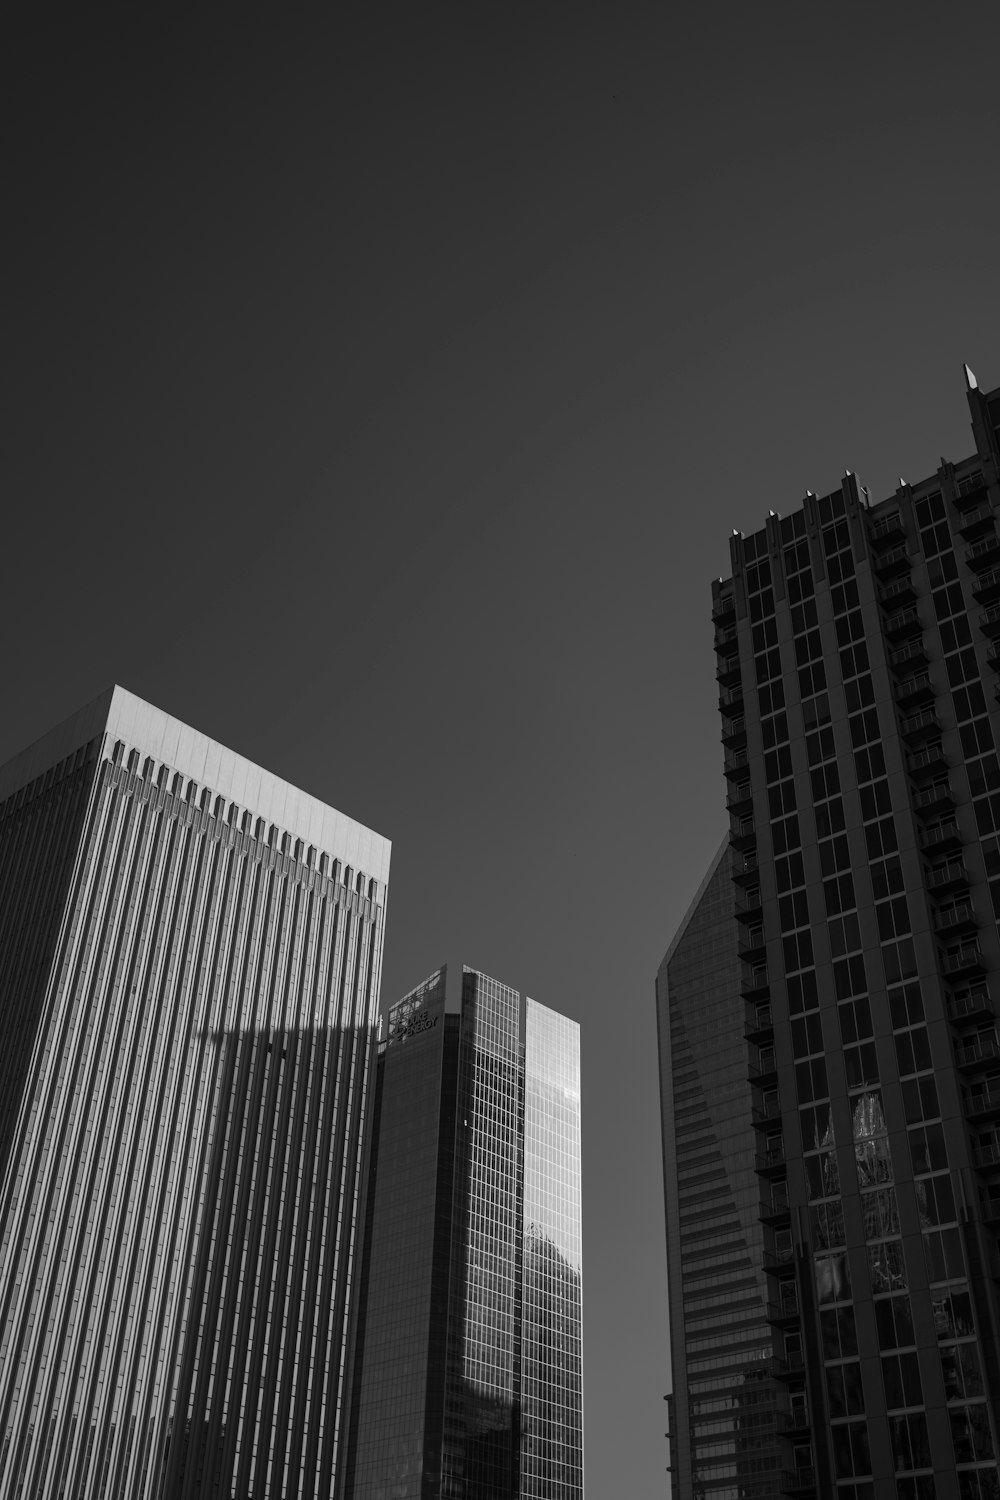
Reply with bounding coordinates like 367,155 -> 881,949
765,744 -> 793,782
803,692 -> 831,729
882,1352 -> 923,1409
780,890 -> 810,930
839,997 -> 873,1043
866,816 -> 899,859
833,1420 -> 871,1480
834,955 -> 867,1000
875,1295 -> 914,1350
792,1012 -> 824,1057
877,896 -> 911,941
775,852 -> 805,891
861,780 -> 893,821
807,725 -> 837,765
908,1123 -> 947,1176
902,1076 -> 939,1124
827,1362 -> 864,1417
821,1305 -> 858,1359
895,1028 -> 932,1076
850,707 -> 881,747
784,931 -> 814,972
855,744 -> 886,783
890,1413 -> 931,1470
825,873 -> 856,915
829,914 -> 862,957
820,834 -> 852,875
812,763 -> 841,801
799,662 -> 827,698
940,1342 -> 984,1400
871,856 -> 904,900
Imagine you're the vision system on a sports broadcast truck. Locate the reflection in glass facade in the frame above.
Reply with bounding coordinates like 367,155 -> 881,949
347,965 -> 583,1499
657,839 -> 781,1500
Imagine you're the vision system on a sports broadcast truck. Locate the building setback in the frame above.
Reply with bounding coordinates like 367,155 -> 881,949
345,962 -> 583,1500
663,367 -> 1000,1500
0,686 -> 390,1499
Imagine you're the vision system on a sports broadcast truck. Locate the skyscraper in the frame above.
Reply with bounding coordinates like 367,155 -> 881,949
662,366 -> 1000,1500
658,837 -> 790,1500
0,686 -> 390,1499
345,962 -> 583,1500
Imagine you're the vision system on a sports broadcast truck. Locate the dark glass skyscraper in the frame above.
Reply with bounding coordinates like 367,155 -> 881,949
661,366 -> 1000,1500
346,963 -> 583,1499
0,686 -> 390,1499
658,837 -> 789,1500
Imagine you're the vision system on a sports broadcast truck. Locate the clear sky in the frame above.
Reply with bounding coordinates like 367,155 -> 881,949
5,6 -> 1000,1496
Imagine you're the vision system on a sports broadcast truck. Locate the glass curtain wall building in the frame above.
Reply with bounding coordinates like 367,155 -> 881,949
695,367 -> 1000,1500
658,837 -> 789,1500
0,686 -> 390,1499
346,963 -> 583,1499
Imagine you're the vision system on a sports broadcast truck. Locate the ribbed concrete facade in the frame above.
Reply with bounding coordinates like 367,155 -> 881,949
0,687 -> 390,1499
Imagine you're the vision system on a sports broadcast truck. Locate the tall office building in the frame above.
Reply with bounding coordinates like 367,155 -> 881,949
346,962 -> 583,1500
658,837 -> 790,1500
0,686 -> 390,1499
662,366 -> 1000,1500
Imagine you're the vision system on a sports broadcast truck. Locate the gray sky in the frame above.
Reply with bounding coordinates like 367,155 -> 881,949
5,6 -> 1000,1495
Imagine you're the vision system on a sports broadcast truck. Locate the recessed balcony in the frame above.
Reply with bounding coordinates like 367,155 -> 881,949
873,544 -> 911,578
748,1050 -> 778,1087
870,512 -> 905,545
740,931 -> 768,965
948,987 -> 993,1023
955,1033 -> 1000,1071
954,471 -> 988,508
972,567 -> 1000,602
965,1087 -> 1000,1121
959,504 -> 997,539
727,784 -> 754,816
780,1464 -> 817,1495
899,708 -> 941,743
972,1138 -> 1000,1170
751,1095 -> 782,1129
966,534 -> 1000,570
883,604 -> 922,639
979,604 -> 1000,639
717,655 -> 742,687
912,782 -> 955,817
941,945 -> 986,977
732,851 -> 759,885
742,968 -> 770,1001
934,902 -> 978,937
919,821 -> 962,853
724,748 -> 750,779
880,575 -> 917,607
720,684 -> 745,714
713,593 -> 736,623
926,860 -> 970,893
755,1142 -> 787,1176
895,673 -> 935,709
760,1186 -> 790,1225
714,623 -> 739,652
745,1003 -> 774,1043
766,1286 -> 800,1326
907,743 -> 948,778
722,715 -> 747,748
731,820 -> 757,852
889,639 -> 928,672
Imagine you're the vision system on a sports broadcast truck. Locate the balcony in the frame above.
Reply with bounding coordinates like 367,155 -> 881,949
717,654 -> 742,686
966,533 -> 1000,570
908,743 -> 948,777
920,821 -> 962,853
934,903 -> 978,937
870,511 -> 905,545
772,1351 -> 807,1384
781,1465 -> 817,1495
895,673 -> 935,709
954,470 -> 988,507
941,945 -> 986,977
743,967 -> 770,1001
736,892 -> 763,924
926,860 -> 970,893
713,592 -> 736,622
972,567 -> 1000,603
720,684 -> 745,713
912,782 -> 955,816
965,1088 -> 1000,1121
959,504 -> 997,538
727,784 -> 754,815
899,708 -> 941,742
873,544 -> 910,578
889,639 -> 928,671
948,987 -> 993,1023
760,1186 -> 790,1225
972,1139 -> 1000,1170
745,1003 -> 774,1043
979,604 -> 1000,639
884,605 -> 922,639
724,748 -> 750,778
979,1193 -> 1000,1224
714,623 -> 739,652
956,1034 -> 1000,1070
733,851 -> 760,885
762,1245 -> 796,1273
722,715 -> 747,747
767,1287 -> 801,1326
752,1096 -> 782,1129
749,1050 -> 778,1087
740,931 -> 768,965
756,1142 -> 787,1176
880,575 -> 917,607
731,819 -> 757,852
987,644 -> 1000,674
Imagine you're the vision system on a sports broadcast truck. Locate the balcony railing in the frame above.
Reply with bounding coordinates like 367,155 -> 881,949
713,593 -> 736,621
948,988 -> 993,1022
874,544 -> 910,575
926,861 -> 969,891
870,512 -> 904,543
912,782 -> 954,813
908,744 -> 947,775
934,903 -> 977,935
920,821 -> 961,850
965,1088 -> 1000,1119
972,566 -> 1000,599
979,604 -> 1000,637
889,640 -> 927,669
899,708 -> 940,740
941,945 -> 985,976
880,576 -> 916,606
884,606 -> 921,637
966,534 -> 1000,568
956,1034 -> 1000,1069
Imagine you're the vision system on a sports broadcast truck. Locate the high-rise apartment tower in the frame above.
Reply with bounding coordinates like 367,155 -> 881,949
662,367 -> 1000,1500
346,962 -> 583,1500
0,687 -> 390,1499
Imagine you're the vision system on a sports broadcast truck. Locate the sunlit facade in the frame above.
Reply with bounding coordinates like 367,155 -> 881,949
694,368 -> 1000,1500
346,963 -> 583,1499
0,686 -> 390,1499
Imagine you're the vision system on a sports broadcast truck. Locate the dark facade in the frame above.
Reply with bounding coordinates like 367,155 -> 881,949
684,365 -> 1000,1500
346,963 -> 583,1499
0,687 -> 390,1499
658,838 -> 788,1500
